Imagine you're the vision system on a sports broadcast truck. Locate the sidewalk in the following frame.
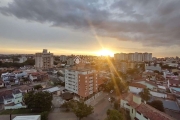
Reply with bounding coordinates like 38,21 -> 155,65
87,92 -> 107,106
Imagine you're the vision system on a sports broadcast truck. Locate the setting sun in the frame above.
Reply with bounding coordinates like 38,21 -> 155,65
96,49 -> 114,57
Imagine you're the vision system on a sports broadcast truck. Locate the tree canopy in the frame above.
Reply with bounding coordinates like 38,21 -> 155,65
24,91 -> 52,112
34,84 -> 43,90
72,101 -> 93,120
106,109 -> 124,120
148,100 -> 164,112
61,100 -> 93,120
139,88 -> 151,101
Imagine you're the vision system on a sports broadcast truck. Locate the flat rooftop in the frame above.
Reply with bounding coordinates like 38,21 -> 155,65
13,115 -> 40,120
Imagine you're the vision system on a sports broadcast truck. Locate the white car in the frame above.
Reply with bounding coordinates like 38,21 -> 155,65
108,97 -> 111,102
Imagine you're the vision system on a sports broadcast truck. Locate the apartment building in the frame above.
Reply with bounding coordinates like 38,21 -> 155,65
65,64 -> 102,98
114,52 -> 152,62
35,49 -> 54,69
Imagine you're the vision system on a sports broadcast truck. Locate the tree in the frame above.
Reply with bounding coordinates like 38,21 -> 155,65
174,72 -> 179,76
72,101 -> 93,120
41,111 -> 49,120
106,109 -> 124,120
139,88 -> 151,101
24,91 -> 52,112
34,84 -> 43,90
148,100 -> 164,112
154,70 -> 160,74
114,101 -> 119,110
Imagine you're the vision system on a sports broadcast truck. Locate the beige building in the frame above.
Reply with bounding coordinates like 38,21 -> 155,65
35,49 -> 54,69
65,63 -> 104,98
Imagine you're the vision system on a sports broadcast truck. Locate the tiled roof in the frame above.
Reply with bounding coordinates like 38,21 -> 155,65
0,90 -> 12,97
169,79 -> 180,84
146,81 -> 157,87
136,103 -> 174,120
12,89 -> 21,94
18,85 -> 33,91
129,83 -> 146,88
121,92 -> 140,108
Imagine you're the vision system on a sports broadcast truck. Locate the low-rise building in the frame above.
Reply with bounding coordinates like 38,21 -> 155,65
129,83 -> 146,94
120,92 -> 174,120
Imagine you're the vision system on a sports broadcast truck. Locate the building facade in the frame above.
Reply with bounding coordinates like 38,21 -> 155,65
114,52 -> 152,62
35,49 -> 54,69
65,64 -> 102,98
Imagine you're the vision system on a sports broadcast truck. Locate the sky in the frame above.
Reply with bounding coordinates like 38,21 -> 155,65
0,0 -> 180,57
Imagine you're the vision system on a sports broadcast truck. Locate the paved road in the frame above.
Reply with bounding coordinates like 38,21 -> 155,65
86,97 -> 112,120
49,93 -> 112,120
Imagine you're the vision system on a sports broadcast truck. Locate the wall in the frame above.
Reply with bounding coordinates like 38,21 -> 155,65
9,93 -> 23,104
136,111 -> 149,120
5,105 -> 27,110
4,98 -> 14,105
150,91 -> 167,98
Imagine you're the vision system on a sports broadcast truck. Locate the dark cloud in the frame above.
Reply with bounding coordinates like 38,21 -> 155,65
0,0 -> 180,46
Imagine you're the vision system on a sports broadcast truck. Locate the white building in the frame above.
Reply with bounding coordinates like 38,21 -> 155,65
129,83 -> 146,94
60,55 -> 67,62
114,52 -> 152,62
120,93 -> 174,120
66,57 -> 75,66
13,115 -> 40,120
145,64 -> 162,72
19,56 -> 27,63
35,49 -> 54,69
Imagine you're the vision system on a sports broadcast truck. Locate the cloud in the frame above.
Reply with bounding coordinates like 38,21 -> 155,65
0,0 -> 180,47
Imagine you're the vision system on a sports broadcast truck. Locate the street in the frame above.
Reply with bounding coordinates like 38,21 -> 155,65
49,93 -> 112,120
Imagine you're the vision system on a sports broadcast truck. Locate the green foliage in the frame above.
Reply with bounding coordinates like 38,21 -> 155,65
106,109 -> 124,120
24,91 -> 52,112
72,101 -> 94,120
102,78 -> 128,95
148,100 -> 165,112
41,111 -> 49,120
61,100 -> 93,119
34,84 -> 43,90
173,72 -> 179,76
154,70 -> 160,74
114,101 -> 119,110
23,59 -> 35,65
139,88 -> 151,101
0,58 -> 35,67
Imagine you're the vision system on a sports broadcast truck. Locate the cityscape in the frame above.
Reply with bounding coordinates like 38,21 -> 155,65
0,0 -> 180,120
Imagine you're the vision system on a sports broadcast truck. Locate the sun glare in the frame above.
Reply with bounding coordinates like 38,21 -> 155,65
97,49 -> 114,57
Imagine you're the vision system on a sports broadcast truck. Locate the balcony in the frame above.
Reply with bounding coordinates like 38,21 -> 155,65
89,84 -> 93,87
89,80 -> 93,84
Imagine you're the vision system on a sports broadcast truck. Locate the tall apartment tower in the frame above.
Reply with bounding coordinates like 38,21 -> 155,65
65,63 -> 102,98
35,49 -> 54,69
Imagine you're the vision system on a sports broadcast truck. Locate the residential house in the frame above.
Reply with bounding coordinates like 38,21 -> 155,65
135,80 -> 157,91
129,83 -> 146,94
18,85 -> 34,93
120,92 -> 174,120
168,79 -> 180,87
0,89 -> 25,110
